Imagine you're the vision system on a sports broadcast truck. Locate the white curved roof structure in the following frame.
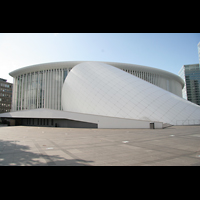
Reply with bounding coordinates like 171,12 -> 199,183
9,61 -> 184,83
62,62 -> 200,125
9,61 -> 184,97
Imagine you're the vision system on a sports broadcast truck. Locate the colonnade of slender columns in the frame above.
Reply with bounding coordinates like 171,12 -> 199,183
123,69 -> 160,86
11,68 -> 70,112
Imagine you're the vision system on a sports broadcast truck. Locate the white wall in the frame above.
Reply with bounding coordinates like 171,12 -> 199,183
0,108 -> 163,129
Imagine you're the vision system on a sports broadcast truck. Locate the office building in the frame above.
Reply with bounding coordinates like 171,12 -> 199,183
0,78 -> 13,113
179,64 -> 200,105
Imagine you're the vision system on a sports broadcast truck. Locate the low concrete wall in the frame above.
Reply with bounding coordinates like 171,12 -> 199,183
0,109 -> 163,129
154,122 -> 163,129
98,117 -> 155,129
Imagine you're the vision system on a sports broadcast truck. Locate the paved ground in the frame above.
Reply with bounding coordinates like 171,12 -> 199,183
0,125 -> 200,166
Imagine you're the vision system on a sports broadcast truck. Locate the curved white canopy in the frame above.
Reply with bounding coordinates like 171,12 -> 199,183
62,62 -> 200,125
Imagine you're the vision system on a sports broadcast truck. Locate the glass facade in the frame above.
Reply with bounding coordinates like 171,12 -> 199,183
0,78 -> 12,113
198,42 -> 200,65
12,68 -> 70,112
179,64 -> 200,105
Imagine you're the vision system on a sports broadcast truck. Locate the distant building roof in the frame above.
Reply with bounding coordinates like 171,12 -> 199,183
0,78 -> 7,82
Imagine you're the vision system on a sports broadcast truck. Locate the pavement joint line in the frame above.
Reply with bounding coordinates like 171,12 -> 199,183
139,152 -> 200,166
129,142 -> 195,155
34,143 -> 56,166
47,139 -> 93,165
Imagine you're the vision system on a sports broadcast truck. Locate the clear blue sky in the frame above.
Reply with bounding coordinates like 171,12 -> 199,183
0,33 -> 200,83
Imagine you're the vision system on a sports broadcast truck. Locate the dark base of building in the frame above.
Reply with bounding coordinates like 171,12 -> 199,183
2,118 -> 98,128
0,108 -> 164,129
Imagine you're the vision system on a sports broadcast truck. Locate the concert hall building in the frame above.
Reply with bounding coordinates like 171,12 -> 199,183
1,61 -> 200,128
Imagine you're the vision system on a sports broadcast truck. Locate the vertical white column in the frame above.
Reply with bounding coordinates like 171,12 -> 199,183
55,69 -> 57,110
45,70 -> 46,108
47,70 -> 49,109
49,70 -> 51,109
58,69 -> 60,110
47,70 -> 49,108
28,74 -> 30,109
54,69 -> 55,109
150,73 -> 152,83
17,76 -> 20,111
149,73 -> 152,83
52,69 -> 54,109
57,70 -> 58,110
15,76 -> 18,111
156,74 -> 159,86
21,74 -> 24,110
46,70 -> 48,108
49,70 -> 50,109
42,70 -> 45,108
154,74 -> 156,85
53,69 -> 54,109
44,70 -> 46,108
16,77 -> 18,110
31,73 -> 33,109
34,72 -> 36,109
17,77 -> 19,110
30,73 -> 32,109
40,70 -> 45,108
61,68 -> 63,110
27,74 -> 29,110
24,73 -> 26,109
157,75 -> 159,85
157,75 -> 160,86
24,74 -> 26,109
27,74 -> 30,110
152,74 -> 154,85
21,74 -> 25,110
32,72 -> 34,109
57,69 -> 58,110
52,69 -> 55,110
167,79 -> 169,91
37,71 -> 39,108
28,73 -> 30,110
31,72 -> 35,109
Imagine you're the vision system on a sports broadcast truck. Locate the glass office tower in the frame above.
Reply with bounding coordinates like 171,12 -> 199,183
198,42 -> 200,65
0,78 -> 13,113
179,64 -> 200,105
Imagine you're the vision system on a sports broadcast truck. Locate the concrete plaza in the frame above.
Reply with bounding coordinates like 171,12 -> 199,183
0,125 -> 200,166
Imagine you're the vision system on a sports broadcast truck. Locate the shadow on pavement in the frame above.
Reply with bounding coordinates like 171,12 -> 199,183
0,140 -> 93,166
